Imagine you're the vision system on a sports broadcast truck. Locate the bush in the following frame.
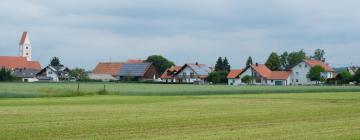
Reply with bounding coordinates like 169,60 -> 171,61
241,75 -> 252,85
208,71 -> 228,84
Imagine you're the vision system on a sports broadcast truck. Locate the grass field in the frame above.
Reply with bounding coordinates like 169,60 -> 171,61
0,92 -> 359,139
1,82 -> 360,97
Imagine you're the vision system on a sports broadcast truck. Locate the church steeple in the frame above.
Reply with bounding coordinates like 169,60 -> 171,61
19,31 -> 32,61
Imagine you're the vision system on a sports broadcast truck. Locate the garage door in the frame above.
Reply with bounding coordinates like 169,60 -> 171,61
275,81 -> 283,85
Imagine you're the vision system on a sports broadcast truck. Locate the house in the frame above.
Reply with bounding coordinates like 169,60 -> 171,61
290,59 -> 335,85
91,62 -> 122,81
175,63 -> 213,84
117,62 -> 159,81
227,69 -> 244,85
36,66 -> 70,82
229,63 -> 291,85
12,68 -> 40,82
160,66 -> 182,83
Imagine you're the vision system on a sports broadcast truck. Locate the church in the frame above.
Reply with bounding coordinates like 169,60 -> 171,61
0,32 -> 42,82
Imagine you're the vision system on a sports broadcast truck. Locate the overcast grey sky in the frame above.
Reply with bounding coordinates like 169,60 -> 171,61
0,0 -> 359,70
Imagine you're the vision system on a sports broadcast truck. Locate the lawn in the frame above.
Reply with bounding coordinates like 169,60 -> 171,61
0,92 -> 359,139
1,82 -> 360,97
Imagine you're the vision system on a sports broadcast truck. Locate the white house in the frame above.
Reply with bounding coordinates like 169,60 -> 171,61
36,66 -> 70,82
290,59 -> 335,85
228,64 -> 291,86
175,63 -> 213,84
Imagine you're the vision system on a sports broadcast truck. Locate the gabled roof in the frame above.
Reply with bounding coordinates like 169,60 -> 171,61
250,64 -> 272,78
227,69 -> 243,79
177,63 -> 212,77
19,31 -> 29,45
92,62 -> 123,76
303,59 -> 334,72
160,66 -> 181,79
118,63 -> 152,77
238,64 -> 291,80
0,56 -> 41,70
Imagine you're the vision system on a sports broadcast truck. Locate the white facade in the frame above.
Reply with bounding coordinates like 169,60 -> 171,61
19,32 -> 32,61
290,61 -> 334,85
176,66 -> 204,83
46,68 -> 60,82
22,78 -> 39,82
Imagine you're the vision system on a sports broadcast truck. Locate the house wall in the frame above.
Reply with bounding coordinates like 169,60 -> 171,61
228,78 -> 242,85
22,78 -> 38,82
46,68 -> 59,82
176,66 -> 204,83
290,61 -> 316,85
143,64 -> 159,80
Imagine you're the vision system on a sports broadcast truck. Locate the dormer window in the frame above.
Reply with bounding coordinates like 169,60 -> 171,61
26,46 -> 28,49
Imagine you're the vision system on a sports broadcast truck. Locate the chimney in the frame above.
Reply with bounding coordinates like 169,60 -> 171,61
255,63 -> 258,66
195,62 -> 199,65
322,58 -> 326,62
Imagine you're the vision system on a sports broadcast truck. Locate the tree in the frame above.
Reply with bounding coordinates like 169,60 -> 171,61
265,52 -> 281,71
145,55 -> 174,74
69,68 -> 89,81
280,51 -> 289,70
309,65 -> 325,83
246,56 -> 253,67
312,49 -> 325,61
0,68 -> 14,82
339,70 -> 352,84
208,71 -> 228,84
288,50 -> 307,68
223,57 -> 231,72
215,57 -> 224,71
241,75 -> 252,85
50,57 -> 63,67
354,69 -> 360,84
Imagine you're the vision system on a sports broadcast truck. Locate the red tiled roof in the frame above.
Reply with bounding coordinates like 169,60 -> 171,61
19,32 -> 28,45
227,69 -> 243,79
251,64 -> 272,78
127,59 -> 144,63
160,66 -> 181,79
268,71 -> 291,80
92,62 -> 123,76
249,64 -> 290,80
0,56 -> 41,70
303,59 -> 334,72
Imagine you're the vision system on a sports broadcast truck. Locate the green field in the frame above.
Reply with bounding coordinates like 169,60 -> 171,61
1,83 -> 360,97
1,93 -> 360,139
0,83 -> 360,139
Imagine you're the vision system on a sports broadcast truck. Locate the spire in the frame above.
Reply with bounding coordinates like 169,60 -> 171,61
19,31 -> 32,61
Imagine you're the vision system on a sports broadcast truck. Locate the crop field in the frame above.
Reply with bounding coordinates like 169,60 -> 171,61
0,92 -> 360,139
1,82 -> 360,97
0,83 -> 360,139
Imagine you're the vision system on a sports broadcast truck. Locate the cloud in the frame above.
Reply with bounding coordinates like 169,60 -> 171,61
0,0 -> 359,69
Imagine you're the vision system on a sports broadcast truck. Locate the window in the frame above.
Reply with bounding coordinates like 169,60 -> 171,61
26,46 -> 28,49
271,80 -> 274,83
296,79 -> 299,82
182,73 -> 186,77
299,65 -> 302,68
26,53 -> 28,55
48,71 -> 53,74
305,64 -> 308,68
296,72 -> 299,75
190,72 -> 195,78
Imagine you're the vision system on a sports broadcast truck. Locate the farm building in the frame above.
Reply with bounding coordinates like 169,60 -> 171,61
117,63 -> 159,81
228,63 -> 291,86
175,63 -> 213,84
12,68 -> 40,82
160,66 -> 182,83
36,66 -> 71,82
91,62 -> 122,81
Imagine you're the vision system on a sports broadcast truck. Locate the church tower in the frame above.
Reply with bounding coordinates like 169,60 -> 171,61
19,31 -> 32,61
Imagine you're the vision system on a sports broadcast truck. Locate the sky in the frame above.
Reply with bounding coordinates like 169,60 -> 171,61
0,0 -> 359,70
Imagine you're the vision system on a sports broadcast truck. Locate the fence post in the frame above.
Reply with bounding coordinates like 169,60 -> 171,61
77,83 -> 80,92
103,84 -> 106,92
